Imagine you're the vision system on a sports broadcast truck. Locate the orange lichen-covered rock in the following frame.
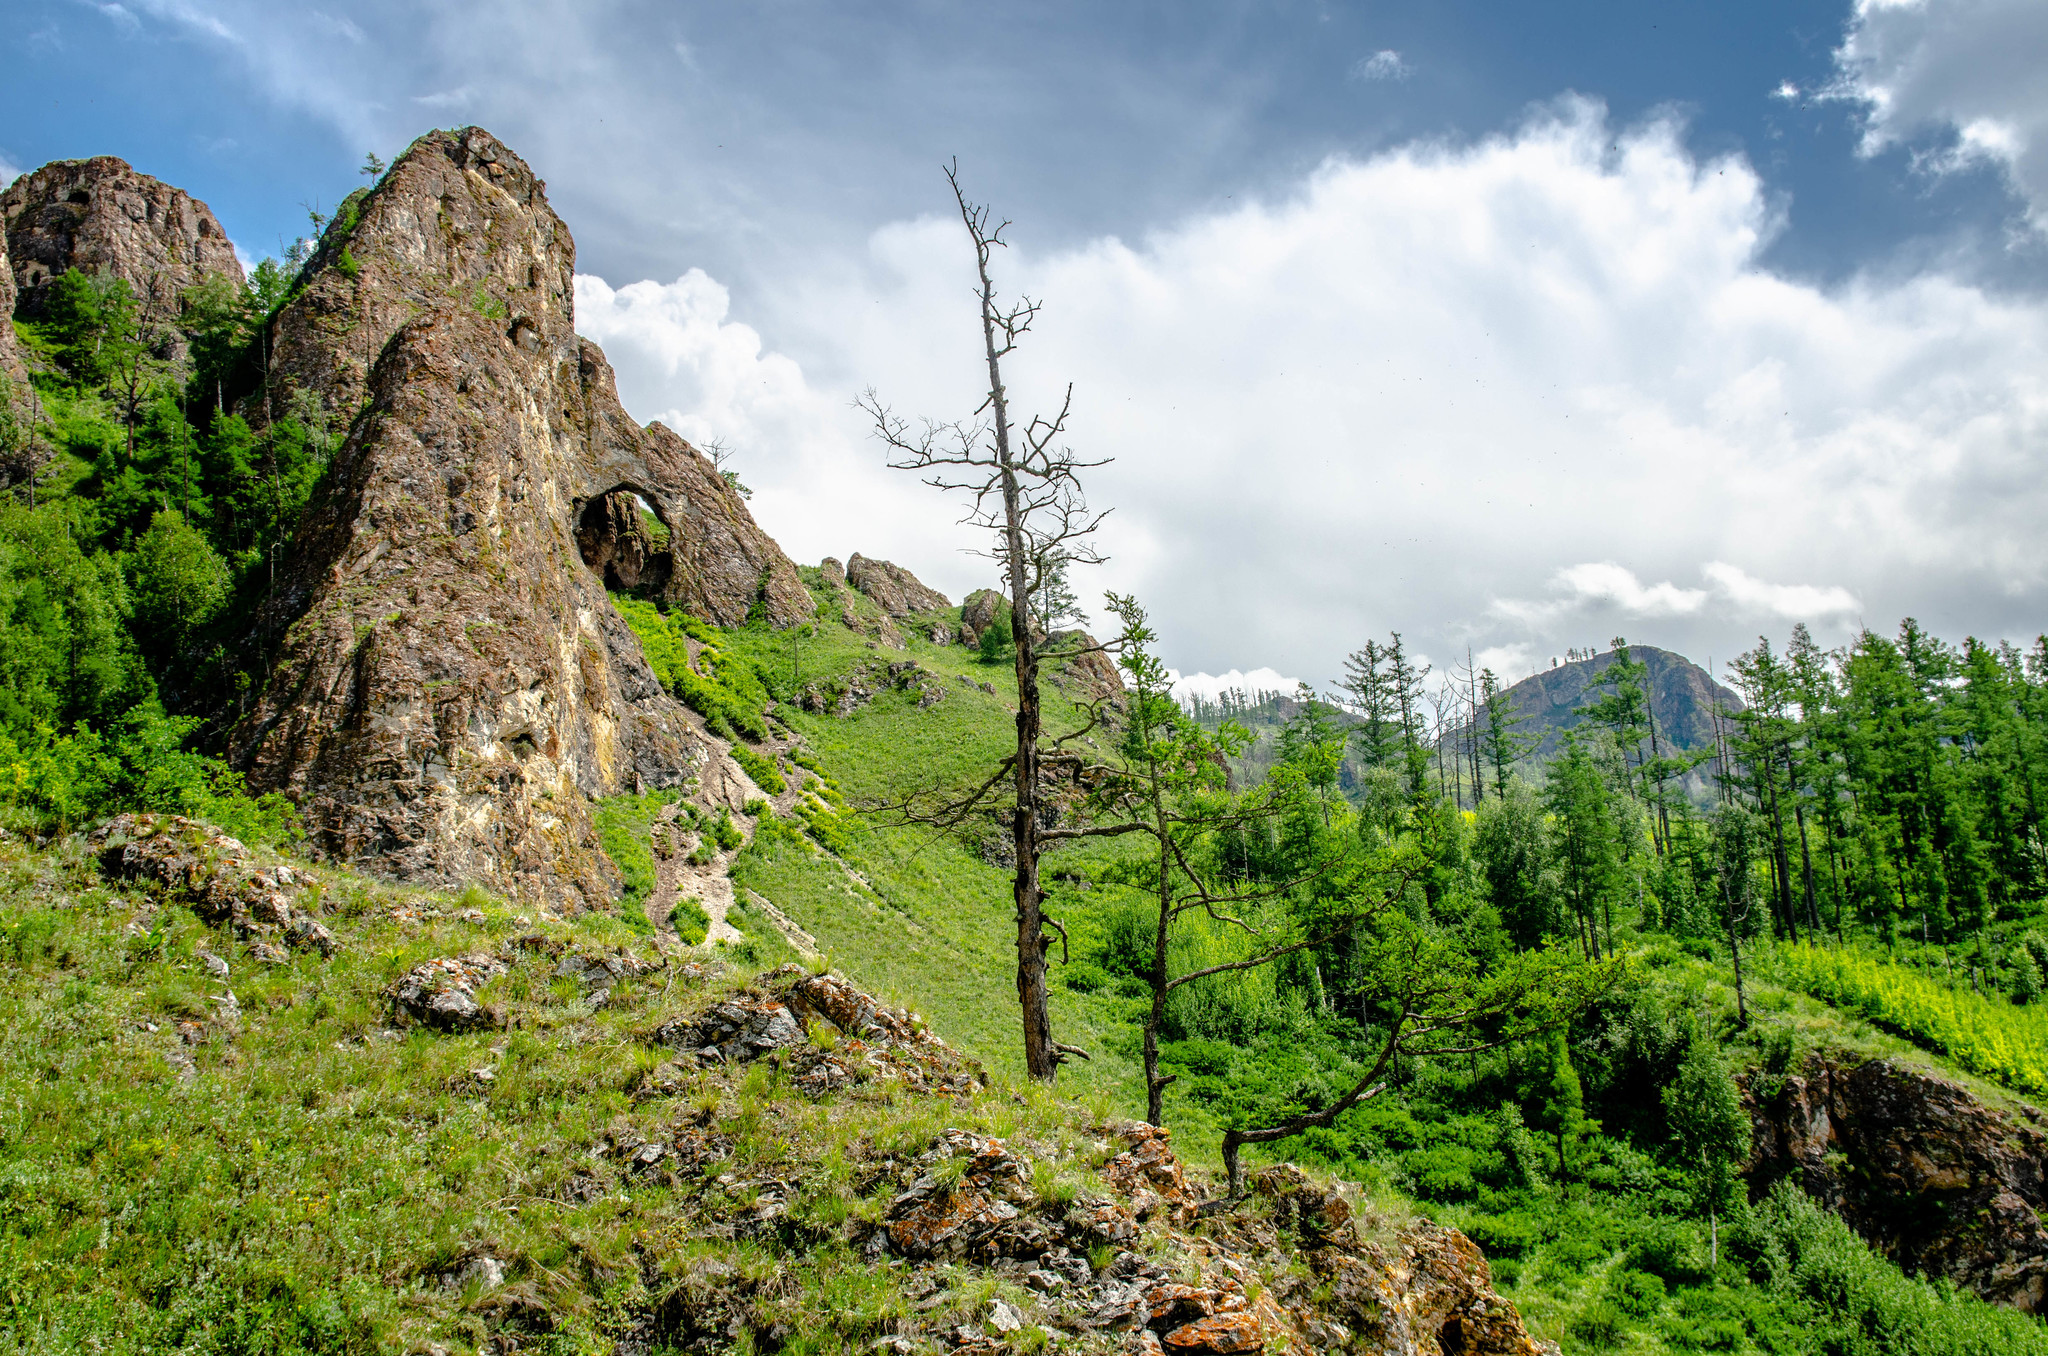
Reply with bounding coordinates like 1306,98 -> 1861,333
1161,1311 -> 1265,1354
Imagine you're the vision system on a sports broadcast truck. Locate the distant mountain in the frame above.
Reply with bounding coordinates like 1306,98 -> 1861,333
1187,643 -> 1742,800
1499,644 -> 1743,765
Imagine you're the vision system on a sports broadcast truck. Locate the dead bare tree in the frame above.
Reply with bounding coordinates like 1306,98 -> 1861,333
858,163 -> 1109,1082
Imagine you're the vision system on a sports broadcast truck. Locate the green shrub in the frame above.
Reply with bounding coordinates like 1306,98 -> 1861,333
593,795 -> 660,934
1607,1268 -> 1666,1317
670,896 -> 710,946
712,811 -> 745,852
977,606 -> 1013,665
611,596 -> 770,742
1567,1299 -> 1627,1349
730,744 -> 785,795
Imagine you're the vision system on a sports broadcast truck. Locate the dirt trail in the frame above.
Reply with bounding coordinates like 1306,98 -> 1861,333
644,727 -> 819,955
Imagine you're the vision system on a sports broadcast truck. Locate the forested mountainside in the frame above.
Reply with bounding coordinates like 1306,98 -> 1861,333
1186,644 -> 1737,806
3,128 -> 2048,1356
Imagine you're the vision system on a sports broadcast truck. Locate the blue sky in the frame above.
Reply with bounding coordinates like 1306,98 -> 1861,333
7,0 -> 2048,693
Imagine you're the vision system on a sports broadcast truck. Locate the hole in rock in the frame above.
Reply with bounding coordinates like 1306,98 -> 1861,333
575,487 -> 674,595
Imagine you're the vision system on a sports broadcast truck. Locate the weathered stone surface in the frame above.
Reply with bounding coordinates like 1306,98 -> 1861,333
958,589 -> 1006,646
655,997 -> 805,1063
887,1130 -> 1040,1258
1745,1050 -> 2048,1311
228,128 -> 808,905
846,553 -> 950,617
1045,629 -> 1127,712
1102,1122 -> 1200,1223
2,156 -> 242,314
0,226 -> 31,463
1161,1312 -> 1262,1353
389,952 -> 508,1031
90,813 -> 335,955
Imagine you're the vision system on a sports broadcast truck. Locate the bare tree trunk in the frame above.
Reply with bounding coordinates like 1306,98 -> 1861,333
963,204 -> 1060,1083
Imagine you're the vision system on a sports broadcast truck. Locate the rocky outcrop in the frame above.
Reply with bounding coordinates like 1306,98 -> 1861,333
260,126 -> 806,627
846,553 -> 950,617
232,127 -> 808,905
1,156 -> 242,314
1046,628 -> 1127,711
1745,1049 -> 2048,1311
90,813 -> 335,955
958,589 -> 1007,646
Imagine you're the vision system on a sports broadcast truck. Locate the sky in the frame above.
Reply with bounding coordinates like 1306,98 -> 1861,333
6,0 -> 2047,699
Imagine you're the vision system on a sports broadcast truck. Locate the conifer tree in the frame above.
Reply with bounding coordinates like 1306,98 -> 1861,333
1662,1019 -> 1747,1265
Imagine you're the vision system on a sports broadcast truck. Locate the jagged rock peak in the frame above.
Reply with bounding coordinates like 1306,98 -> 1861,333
234,125 -> 807,906
264,126 -> 572,426
1,155 -> 243,313
846,553 -> 950,616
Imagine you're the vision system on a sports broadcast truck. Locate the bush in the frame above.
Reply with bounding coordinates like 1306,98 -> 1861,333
670,896 -> 710,946
730,744 -> 785,795
1566,1299 -> 1627,1349
712,810 -> 745,852
1740,1181 -> 2048,1356
1607,1268 -> 1666,1317
611,596 -> 768,742
593,795 -> 660,934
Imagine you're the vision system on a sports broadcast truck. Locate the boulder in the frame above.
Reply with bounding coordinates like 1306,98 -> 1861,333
1,156 -> 243,317
389,952 -> 508,1031
958,589 -> 1006,646
847,554 -> 950,617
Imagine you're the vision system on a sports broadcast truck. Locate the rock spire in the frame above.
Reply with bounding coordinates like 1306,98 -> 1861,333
231,127 -> 807,905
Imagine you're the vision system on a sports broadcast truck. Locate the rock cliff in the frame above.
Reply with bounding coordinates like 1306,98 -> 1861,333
1745,1049 -> 2048,1311
1502,645 -> 1740,764
232,127 -> 807,905
1,156 -> 242,313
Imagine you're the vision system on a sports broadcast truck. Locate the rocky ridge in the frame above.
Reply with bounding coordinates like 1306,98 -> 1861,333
1745,1048 -> 2048,1311
569,961 -> 1555,1356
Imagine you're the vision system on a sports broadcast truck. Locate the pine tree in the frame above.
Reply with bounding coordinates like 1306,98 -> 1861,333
1478,667 -> 1535,800
1541,1030 -> 1591,1183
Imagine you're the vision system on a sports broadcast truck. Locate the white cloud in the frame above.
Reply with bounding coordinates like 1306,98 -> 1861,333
1492,562 -> 1859,629
1352,50 -> 1410,82
1698,563 -> 1860,620
0,155 -> 20,190
1168,668 -> 1305,705
583,97 -> 2048,684
1829,0 -> 2048,228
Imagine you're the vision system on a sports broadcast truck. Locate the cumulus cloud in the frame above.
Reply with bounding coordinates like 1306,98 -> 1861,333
1829,0 -> 2048,228
1492,562 -> 1858,628
577,96 -> 2048,685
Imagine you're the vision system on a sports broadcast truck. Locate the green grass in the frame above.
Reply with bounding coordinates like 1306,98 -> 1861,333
711,615 -> 1152,1119
593,791 -> 679,935
0,836 -> 1145,1354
